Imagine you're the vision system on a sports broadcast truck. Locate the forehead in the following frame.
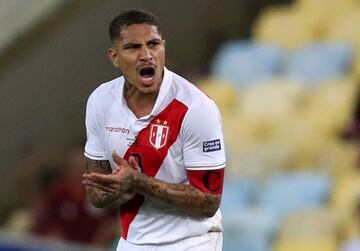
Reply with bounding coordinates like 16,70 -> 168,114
119,23 -> 161,42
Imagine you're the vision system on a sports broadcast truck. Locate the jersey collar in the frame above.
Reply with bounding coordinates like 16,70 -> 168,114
149,67 -> 173,117
118,67 -> 173,119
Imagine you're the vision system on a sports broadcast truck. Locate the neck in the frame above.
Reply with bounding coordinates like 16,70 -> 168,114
124,81 -> 159,118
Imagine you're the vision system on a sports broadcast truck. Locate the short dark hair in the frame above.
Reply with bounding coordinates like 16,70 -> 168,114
109,9 -> 161,43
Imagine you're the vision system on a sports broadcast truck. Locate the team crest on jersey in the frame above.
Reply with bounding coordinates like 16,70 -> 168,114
150,119 -> 169,149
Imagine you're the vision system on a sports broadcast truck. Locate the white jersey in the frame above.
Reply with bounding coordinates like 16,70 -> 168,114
84,68 -> 226,245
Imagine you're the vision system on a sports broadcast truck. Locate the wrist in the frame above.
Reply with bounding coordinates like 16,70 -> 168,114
132,171 -> 146,193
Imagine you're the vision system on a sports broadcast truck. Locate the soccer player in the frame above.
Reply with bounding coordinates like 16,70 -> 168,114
82,9 -> 226,251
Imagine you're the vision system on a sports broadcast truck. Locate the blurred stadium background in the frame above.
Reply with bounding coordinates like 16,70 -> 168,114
1,0 -> 360,250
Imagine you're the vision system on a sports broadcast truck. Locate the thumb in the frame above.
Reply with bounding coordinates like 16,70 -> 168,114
129,156 -> 141,172
112,151 -> 127,166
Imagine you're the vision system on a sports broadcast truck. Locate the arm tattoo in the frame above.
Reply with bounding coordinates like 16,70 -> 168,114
85,157 -> 112,174
134,173 -> 221,218
85,157 -> 122,208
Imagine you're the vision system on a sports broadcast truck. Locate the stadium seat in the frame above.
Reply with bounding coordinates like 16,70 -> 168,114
326,9 -> 360,49
352,51 -> 360,79
239,77 -> 305,127
259,172 -> 332,217
284,42 -> 354,85
315,141 -> 358,177
278,208 -> 341,239
272,79 -> 358,171
326,9 -> 360,78
223,77 -> 304,145
295,0 -> 357,37
197,78 -> 240,117
253,6 -> 317,50
227,140 -> 294,184
210,40 -> 284,86
221,177 -> 258,213
332,172 -> 360,217
280,127 -> 332,170
304,78 -> 357,136
274,237 -> 338,251
223,207 -> 279,251
296,0 -> 357,7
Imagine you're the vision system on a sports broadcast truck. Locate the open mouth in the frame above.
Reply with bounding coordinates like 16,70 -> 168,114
139,66 -> 155,79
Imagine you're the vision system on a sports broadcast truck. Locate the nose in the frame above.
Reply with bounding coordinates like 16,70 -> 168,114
139,45 -> 152,62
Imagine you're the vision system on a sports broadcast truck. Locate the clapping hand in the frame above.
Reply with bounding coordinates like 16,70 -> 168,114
82,151 -> 141,195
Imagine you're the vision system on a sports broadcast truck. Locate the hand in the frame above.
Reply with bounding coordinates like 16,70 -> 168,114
112,152 -> 141,175
82,151 -> 140,194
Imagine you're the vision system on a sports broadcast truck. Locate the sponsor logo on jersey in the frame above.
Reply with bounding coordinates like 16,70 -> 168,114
149,119 -> 169,149
106,126 -> 130,133
203,139 -> 221,152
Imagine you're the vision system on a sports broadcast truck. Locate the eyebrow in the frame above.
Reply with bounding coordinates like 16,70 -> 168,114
122,42 -> 140,49
122,38 -> 162,48
147,38 -> 162,43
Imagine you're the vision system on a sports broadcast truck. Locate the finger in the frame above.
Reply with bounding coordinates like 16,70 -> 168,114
82,180 -> 116,193
85,172 -> 116,185
129,156 -> 141,172
83,178 -> 127,194
112,151 -> 128,166
112,166 -> 122,174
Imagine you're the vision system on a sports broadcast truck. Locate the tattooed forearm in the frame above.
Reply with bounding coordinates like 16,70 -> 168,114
87,187 -> 123,208
85,157 -> 122,208
134,173 -> 221,218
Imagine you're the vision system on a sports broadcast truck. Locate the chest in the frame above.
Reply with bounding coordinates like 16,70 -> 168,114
100,100 -> 188,182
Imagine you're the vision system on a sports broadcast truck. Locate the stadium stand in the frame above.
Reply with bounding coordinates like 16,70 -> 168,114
284,42 -> 354,84
210,40 -> 284,86
258,172 -> 332,218
252,6 -> 318,50
326,9 -> 360,79
223,207 -> 279,251
206,0 -> 360,250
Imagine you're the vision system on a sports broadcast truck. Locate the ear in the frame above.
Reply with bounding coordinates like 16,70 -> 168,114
108,47 -> 120,68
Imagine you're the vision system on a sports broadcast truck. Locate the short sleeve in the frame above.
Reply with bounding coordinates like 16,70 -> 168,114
84,91 -> 107,160
181,98 -> 226,170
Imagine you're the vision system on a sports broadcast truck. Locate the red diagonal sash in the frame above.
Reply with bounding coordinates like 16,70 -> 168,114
119,99 -> 188,239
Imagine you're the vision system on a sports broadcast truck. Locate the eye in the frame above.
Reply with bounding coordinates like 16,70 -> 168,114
148,41 -> 160,48
124,44 -> 141,50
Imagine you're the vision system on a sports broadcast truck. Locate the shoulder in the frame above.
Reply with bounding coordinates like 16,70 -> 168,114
165,71 -> 222,133
168,70 -> 217,112
88,76 -> 124,101
86,76 -> 124,112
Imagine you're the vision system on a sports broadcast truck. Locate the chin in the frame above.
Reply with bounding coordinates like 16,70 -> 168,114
141,85 -> 159,94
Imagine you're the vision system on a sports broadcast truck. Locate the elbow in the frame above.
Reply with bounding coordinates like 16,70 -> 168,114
90,199 -> 106,208
197,200 -> 220,218
89,197 -> 119,209
204,206 -> 219,218
194,207 -> 218,218
202,194 -> 221,218
86,187 -> 114,209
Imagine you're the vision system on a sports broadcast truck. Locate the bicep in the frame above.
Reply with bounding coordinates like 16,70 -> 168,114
182,99 -> 226,168
186,167 -> 224,211
187,168 -> 225,195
